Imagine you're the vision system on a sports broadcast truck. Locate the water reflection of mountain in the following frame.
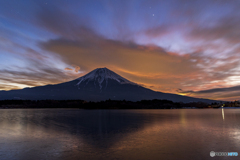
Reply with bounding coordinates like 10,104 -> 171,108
27,109 -> 159,149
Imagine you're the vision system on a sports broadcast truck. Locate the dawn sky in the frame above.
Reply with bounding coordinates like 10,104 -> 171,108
1,0 -> 240,101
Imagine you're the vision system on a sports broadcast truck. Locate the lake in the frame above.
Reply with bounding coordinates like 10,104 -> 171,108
0,109 -> 239,160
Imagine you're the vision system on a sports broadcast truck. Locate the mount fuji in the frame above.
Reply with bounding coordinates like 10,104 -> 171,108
0,68 -> 215,103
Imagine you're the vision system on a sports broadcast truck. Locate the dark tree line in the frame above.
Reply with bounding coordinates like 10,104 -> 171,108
0,99 -> 210,109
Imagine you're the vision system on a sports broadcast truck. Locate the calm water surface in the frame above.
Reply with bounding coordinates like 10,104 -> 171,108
0,109 -> 240,160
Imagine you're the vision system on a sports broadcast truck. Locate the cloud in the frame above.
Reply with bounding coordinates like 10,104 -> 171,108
65,65 -> 81,73
177,85 -> 240,101
188,16 -> 240,45
65,67 -> 73,71
41,35 -> 202,74
0,66 -> 82,90
73,65 -> 80,73
0,45 -> 83,91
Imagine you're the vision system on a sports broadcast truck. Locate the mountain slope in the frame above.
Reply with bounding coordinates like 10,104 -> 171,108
0,68 -> 215,103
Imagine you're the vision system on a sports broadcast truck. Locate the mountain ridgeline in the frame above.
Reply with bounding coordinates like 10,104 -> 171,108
0,68 -> 215,103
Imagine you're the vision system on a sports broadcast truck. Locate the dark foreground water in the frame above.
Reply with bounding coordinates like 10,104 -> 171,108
0,109 -> 239,160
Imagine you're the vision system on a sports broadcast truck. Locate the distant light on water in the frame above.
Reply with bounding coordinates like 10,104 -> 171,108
222,107 -> 225,120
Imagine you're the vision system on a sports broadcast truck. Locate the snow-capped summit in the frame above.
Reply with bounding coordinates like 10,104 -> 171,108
76,68 -> 134,90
